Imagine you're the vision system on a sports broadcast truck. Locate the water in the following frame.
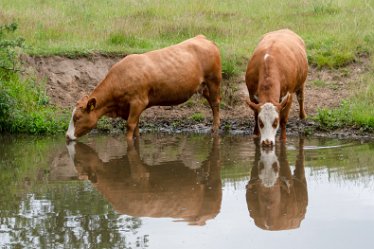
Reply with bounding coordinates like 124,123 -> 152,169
0,133 -> 374,249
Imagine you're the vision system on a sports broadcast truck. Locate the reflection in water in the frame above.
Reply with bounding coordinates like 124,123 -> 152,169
246,138 -> 308,231
2,134 -> 374,249
68,137 -> 222,226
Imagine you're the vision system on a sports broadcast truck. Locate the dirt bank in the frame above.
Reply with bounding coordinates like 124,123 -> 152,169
21,54 -> 371,138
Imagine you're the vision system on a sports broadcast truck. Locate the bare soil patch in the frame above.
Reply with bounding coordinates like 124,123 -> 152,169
21,54 -> 371,137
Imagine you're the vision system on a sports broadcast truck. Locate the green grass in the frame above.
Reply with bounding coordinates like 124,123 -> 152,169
1,0 -> 373,70
316,69 -> 374,130
190,112 -> 205,122
0,23 -> 68,134
0,73 -> 68,133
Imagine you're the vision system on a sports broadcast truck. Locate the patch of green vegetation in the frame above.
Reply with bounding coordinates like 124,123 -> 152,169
312,79 -> 327,88
184,99 -> 195,108
223,123 -> 231,132
312,79 -> 340,90
221,56 -> 239,79
307,37 -> 357,68
108,33 -> 151,49
312,1 -> 340,15
171,120 -> 181,128
0,23 -> 67,134
315,71 -> 374,130
190,112 -> 205,122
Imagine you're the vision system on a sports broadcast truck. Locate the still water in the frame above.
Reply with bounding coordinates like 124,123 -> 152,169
0,133 -> 373,249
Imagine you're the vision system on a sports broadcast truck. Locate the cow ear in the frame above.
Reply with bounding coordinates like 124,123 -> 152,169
86,97 -> 96,113
246,98 -> 260,112
279,92 -> 291,111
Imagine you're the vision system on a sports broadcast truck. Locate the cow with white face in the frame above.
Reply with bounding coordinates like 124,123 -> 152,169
66,35 -> 222,143
245,29 -> 308,146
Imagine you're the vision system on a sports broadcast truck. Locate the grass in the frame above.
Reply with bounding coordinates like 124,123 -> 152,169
190,112 -> 205,122
316,70 -> 374,130
0,23 -> 68,134
0,73 -> 68,133
1,0 -> 373,70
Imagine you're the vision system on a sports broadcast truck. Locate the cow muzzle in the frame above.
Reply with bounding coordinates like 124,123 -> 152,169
261,139 -> 274,147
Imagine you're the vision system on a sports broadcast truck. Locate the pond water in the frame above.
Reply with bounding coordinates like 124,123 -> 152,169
0,133 -> 374,249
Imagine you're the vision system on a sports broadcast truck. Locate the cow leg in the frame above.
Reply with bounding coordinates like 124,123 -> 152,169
126,102 -> 145,143
205,79 -> 221,134
253,111 -> 260,137
280,95 -> 293,141
296,87 -> 307,120
134,123 -> 140,138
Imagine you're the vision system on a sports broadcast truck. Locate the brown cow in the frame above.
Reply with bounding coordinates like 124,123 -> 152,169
245,29 -> 308,146
67,136 -> 222,225
246,138 -> 308,230
66,35 -> 222,142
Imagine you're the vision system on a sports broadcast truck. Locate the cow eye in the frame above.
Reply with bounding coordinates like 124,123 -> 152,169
259,119 -> 264,129
73,116 -> 79,122
272,119 -> 278,128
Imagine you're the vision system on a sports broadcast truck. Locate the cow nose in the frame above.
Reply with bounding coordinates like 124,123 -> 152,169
66,134 -> 72,142
262,139 -> 273,147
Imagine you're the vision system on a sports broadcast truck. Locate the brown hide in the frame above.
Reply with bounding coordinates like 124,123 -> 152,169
70,137 -> 222,226
245,29 -> 308,141
67,35 -> 222,142
246,138 -> 308,231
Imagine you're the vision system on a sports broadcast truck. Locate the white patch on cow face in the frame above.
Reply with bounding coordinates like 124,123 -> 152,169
258,148 -> 279,188
258,103 -> 279,146
66,108 -> 77,140
264,53 -> 270,61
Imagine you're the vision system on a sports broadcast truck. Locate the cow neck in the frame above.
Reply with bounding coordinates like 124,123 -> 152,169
90,81 -> 116,118
258,76 -> 281,105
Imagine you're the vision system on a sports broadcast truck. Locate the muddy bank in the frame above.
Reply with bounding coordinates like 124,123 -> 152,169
21,54 -> 372,139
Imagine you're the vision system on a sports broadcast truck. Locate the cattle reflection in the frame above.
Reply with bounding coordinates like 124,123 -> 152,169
67,137 -> 222,226
246,138 -> 308,231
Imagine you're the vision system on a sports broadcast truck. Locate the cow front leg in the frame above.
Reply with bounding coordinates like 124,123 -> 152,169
253,111 -> 260,137
126,103 -> 145,144
280,95 -> 293,141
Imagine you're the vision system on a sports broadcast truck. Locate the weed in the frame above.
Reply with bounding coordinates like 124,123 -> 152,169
190,112 -> 204,122
224,123 -> 231,132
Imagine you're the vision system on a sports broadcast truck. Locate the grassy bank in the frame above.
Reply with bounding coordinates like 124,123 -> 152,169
316,69 -> 374,130
1,0 -> 373,69
0,23 -> 67,134
1,0 -> 374,131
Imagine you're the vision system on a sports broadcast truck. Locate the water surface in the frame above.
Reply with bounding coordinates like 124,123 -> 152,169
0,134 -> 373,249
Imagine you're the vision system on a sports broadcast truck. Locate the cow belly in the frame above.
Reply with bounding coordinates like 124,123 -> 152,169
148,82 -> 199,106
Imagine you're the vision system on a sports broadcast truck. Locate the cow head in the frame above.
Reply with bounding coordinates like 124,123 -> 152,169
258,147 -> 280,188
246,93 -> 290,146
66,96 -> 98,141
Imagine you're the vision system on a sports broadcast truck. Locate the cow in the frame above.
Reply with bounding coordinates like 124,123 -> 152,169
67,136 -> 222,225
66,35 -> 222,143
246,138 -> 308,230
245,29 -> 308,146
